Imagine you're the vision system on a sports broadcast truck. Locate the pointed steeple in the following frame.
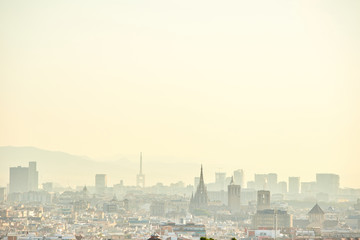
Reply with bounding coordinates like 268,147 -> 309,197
189,165 -> 209,211
200,164 -> 204,185
197,164 -> 207,194
309,203 -> 324,215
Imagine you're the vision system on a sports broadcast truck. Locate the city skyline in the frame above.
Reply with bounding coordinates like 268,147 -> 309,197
1,0 -> 359,239
1,1 -> 360,190
0,157 -> 350,193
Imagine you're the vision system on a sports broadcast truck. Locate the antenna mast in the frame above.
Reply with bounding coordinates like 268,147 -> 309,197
140,152 -> 143,174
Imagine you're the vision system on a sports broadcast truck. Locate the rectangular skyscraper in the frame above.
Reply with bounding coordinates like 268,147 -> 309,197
9,166 -> 29,193
254,174 -> 267,190
301,182 -> 316,195
95,174 -> 107,194
267,173 -> 278,193
316,173 -> 339,195
233,169 -> 244,187
278,181 -> 287,194
215,172 -> 226,191
289,177 -> 300,194
28,161 -> 38,191
9,162 -> 39,193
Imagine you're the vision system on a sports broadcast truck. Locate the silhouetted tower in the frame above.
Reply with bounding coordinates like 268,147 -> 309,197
189,165 -> 209,211
257,190 -> 270,210
28,162 -> 38,191
95,174 -> 107,194
308,203 -> 325,228
136,152 -> 145,188
228,177 -> 241,213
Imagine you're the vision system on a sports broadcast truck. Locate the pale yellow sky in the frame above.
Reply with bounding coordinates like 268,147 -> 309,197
1,0 -> 359,187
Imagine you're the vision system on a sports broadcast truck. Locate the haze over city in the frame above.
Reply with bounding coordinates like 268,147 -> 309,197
1,0 -> 360,188
1,1 -> 360,240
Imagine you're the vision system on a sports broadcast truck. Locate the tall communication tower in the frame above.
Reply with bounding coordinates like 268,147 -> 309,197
136,152 -> 145,188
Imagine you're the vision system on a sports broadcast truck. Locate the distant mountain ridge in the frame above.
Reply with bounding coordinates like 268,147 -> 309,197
0,146 -> 136,187
0,146 -> 93,163
0,146 -> 198,188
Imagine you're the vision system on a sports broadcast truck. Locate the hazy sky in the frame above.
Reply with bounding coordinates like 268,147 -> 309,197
1,0 -> 360,187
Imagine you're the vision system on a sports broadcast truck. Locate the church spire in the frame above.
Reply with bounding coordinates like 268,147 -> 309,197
189,165 -> 208,212
197,164 -> 206,193
200,164 -> 204,185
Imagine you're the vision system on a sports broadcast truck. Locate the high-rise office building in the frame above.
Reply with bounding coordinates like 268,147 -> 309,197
95,174 -> 107,187
257,190 -> 270,210
301,182 -> 316,194
9,162 -> 39,193
288,177 -> 300,194
255,174 -> 267,190
215,172 -> 226,191
278,181 -> 287,194
267,173 -> 278,193
95,174 -> 107,194
228,177 -> 241,213
28,162 -> 38,191
316,173 -> 339,195
233,169 -> 244,187
10,166 -> 28,193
